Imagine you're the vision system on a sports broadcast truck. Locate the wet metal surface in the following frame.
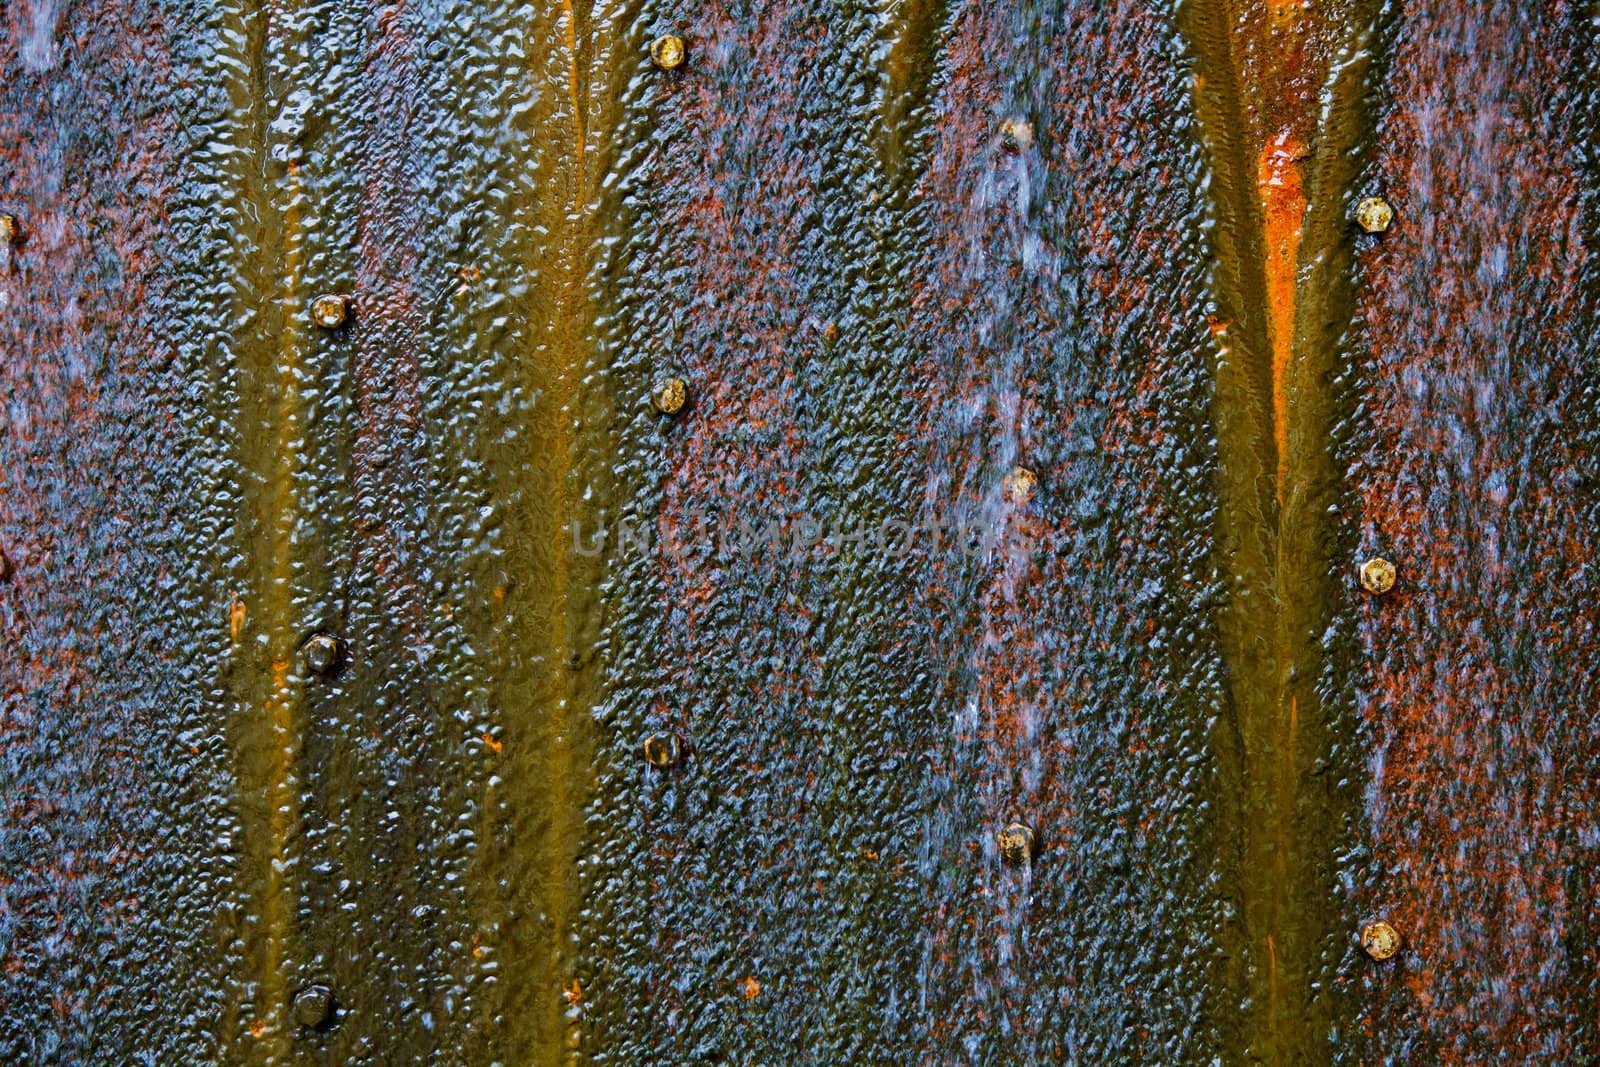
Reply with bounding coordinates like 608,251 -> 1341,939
1343,0 -> 1600,1061
1,1 -> 1598,1065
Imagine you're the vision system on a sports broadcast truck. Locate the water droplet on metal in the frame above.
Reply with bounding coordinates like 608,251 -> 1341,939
643,733 -> 681,769
303,632 -> 343,675
0,214 -> 18,246
1000,119 -> 1034,153
998,822 -> 1036,863
292,984 -> 335,1029
1355,197 -> 1394,234
1002,466 -> 1037,504
650,34 -> 686,70
652,377 -> 687,415
311,294 -> 351,329
1359,557 -> 1396,595
1361,919 -> 1400,961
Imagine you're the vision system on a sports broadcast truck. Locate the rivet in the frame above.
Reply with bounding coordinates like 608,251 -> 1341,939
1000,119 -> 1034,153
643,733 -> 681,769
1361,919 -> 1401,961
652,376 -> 687,415
0,214 -> 17,246
310,294 -> 351,329
302,632 -> 343,675
292,984 -> 335,1029
650,34 -> 686,70
1355,197 -> 1394,234
1002,466 -> 1037,504
1359,557 -> 1396,595
997,822 -> 1036,864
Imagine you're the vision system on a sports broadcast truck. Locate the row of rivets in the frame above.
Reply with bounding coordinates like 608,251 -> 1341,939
1358,193 -> 1400,962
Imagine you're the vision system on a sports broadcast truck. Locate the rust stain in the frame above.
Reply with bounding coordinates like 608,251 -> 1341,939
561,0 -> 584,179
229,596 -> 247,642
1257,128 -> 1306,498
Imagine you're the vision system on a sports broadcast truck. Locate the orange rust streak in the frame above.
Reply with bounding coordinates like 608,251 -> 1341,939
562,0 -> 584,177
1258,130 -> 1306,498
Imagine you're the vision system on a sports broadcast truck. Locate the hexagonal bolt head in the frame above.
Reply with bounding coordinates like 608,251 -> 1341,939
292,984 -> 335,1029
1355,197 -> 1394,234
1359,557 -> 1396,596
311,294 -> 351,329
0,214 -> 18,246
650,34 -> 686,70
302,633 -> 343,675
1000,119 -> 1034,153
1361,920 -> 1401,961
652,377 -> 688,416
997,822 -> 1036,864
643,733 -> 681,769
1002,466 -> 1037,505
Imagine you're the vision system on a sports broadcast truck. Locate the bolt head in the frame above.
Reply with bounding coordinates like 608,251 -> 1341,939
643,733 -> 681,769
311,294 -> 350,329
1002,466 -> 1037,505
652,377 -> 688,415
1359,557 -> 1396,595
303,633 -> 343,675
650,34 -> 686,70
1000,119 -> 1034,153
1355,197 -> 1394,234
1361,920 -> 1401,961
997,822 -> 1036,864
292,984 -> 335,1029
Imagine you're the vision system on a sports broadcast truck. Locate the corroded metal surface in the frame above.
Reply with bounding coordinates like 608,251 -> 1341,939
578,1 -> 1230,1061
2,0 -> 1598,1064
1343,0 -> 1600,1061
0,3 -> 188,1062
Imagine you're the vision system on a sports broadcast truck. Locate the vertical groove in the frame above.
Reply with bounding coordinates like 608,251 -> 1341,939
220,3 -> 315,1059
1182,0 -> 1386,1061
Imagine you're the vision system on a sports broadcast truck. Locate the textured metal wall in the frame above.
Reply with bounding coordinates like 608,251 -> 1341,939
1,1 -> 1596,1064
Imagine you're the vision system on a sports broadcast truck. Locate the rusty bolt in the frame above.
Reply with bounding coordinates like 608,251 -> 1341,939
0,214 -> 17,246
1361,920 -> 1401,961
643,733 -> 681,769
310,294 -> 351,329
1359,557 -> 1396,596
302,633 -> 343,675
997,822 -> 1036,864
1355,197 -> 1394,235
652,376 -> 687,415
292,984 -> 334,1029
1002,466 -> 1037,505
650,34 -> 686,70
1000,119 -> 1034,153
